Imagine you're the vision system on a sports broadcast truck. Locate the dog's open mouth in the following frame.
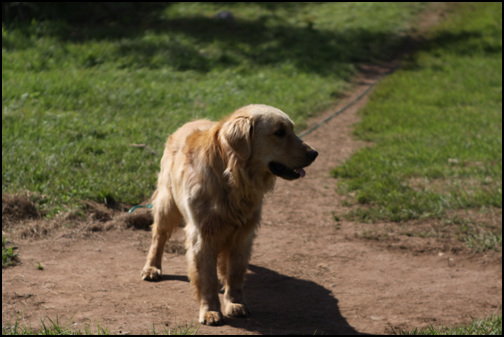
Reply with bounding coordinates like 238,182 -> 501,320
269,162 -> 306,180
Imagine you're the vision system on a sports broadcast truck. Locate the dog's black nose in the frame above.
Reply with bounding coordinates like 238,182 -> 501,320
307,149 -> 318,162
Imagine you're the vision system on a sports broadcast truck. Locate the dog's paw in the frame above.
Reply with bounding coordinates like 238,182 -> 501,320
141,266 -> 161,281
200,311 -> 224,326
224,302 -> 249,318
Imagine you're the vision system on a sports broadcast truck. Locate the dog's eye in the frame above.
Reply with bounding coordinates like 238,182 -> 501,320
274,128 -> 286,138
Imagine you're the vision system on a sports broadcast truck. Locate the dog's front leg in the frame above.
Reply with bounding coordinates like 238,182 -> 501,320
186,229 -> 224,326
220,230 -> 253,318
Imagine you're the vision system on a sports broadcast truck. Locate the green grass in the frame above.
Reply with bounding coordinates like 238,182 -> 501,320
2,2 -> 429,215
2,316 -> 108,335
2,237 -> 19,268
393,314 -> 502,335
1,315 -> 198,335
332,3 -> 502,228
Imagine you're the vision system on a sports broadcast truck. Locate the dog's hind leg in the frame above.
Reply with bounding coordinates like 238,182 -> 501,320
141,188 -> 182,281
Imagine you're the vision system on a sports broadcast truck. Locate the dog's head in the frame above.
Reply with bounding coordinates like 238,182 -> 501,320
219,104 -> 318,183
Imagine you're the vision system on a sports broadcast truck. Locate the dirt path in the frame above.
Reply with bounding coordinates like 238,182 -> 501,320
2,7 -> 502,334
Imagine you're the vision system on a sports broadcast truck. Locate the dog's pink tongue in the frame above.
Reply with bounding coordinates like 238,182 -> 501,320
296,168 -> 306,178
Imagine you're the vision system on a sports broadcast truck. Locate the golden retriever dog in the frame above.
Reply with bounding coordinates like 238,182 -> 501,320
141,104 -> 318,325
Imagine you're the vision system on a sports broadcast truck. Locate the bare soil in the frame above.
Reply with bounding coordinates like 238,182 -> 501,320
2,8 -> 502,334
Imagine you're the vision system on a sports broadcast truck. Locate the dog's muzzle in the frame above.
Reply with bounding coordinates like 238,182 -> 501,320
269,149 -> 318,180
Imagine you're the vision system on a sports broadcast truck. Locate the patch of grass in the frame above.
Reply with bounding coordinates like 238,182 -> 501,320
444,210 -> 502,252
2,237 -> 19,268
1,315 -> 198,335
2,3 -> 429,215
1,316 -> 110,335
392,314 -> 502,335
464,231 -> 502,253
332,3 -> 502,226
151,322 -> 199,335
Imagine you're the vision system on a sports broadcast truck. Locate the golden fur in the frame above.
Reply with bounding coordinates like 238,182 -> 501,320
141,104 -> 318,325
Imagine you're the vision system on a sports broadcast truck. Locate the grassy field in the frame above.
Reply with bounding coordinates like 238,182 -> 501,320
332,2 -> 502,240
2,2 -> 427,216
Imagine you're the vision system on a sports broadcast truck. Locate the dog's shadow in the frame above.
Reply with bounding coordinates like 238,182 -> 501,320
227,264 -> 363,335
159,264 -> 363,334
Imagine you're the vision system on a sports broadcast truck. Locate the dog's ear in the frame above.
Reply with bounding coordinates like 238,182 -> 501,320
220,116 -> 253,162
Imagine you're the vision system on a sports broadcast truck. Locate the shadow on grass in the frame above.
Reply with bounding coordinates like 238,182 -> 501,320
144,16 -> 400,76
5,3 -> 498,76
3,4 -> 405,78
